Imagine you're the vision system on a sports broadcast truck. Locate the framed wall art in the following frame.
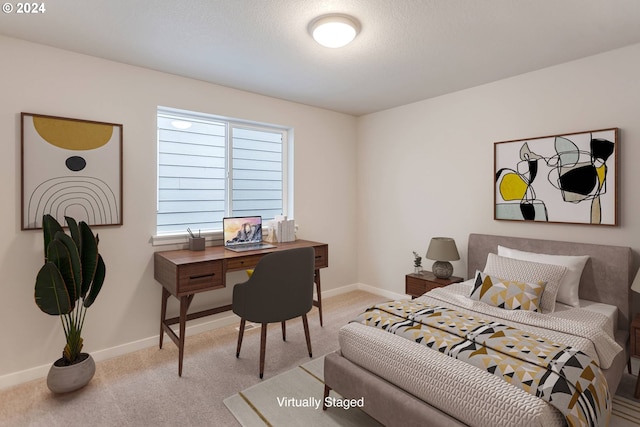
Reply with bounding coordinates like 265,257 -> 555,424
494,128 -> 618,226
21,112 -> 123,230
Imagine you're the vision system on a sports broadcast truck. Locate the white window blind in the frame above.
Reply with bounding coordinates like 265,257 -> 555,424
157,108 -> 288,235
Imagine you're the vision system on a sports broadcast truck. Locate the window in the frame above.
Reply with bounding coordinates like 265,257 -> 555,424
157,107 -> 290,236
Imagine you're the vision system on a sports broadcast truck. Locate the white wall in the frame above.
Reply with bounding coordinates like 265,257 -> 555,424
0,35 -> 358,385
356,43 -> 640,295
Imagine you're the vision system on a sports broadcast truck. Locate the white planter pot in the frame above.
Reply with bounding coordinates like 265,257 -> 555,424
46,353 -> 96,393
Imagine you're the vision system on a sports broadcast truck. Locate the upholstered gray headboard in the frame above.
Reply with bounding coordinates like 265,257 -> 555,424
468,234 -> 633,330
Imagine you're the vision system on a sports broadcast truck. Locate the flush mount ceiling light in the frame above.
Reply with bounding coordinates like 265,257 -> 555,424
309,14 -> 360,48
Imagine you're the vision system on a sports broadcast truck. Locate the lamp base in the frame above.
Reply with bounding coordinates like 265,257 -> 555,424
432,261 -> 453,279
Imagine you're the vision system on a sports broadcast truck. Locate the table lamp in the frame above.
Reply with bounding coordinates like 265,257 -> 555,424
426,237 -> 460,279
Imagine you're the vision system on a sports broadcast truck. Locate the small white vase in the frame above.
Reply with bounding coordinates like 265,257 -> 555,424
47,353 -> 96,393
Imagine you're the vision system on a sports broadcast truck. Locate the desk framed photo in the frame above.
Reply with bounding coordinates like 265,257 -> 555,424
21,112 -> 123,229
494,128 -> 618,226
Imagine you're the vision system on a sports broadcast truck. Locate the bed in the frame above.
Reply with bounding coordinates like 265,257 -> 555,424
323,234 -> 634,427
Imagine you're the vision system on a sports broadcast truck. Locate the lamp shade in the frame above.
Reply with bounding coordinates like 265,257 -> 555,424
632,270 -> 640,294
426,237 -> 460,261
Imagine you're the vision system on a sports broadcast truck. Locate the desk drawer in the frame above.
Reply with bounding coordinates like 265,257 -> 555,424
313,245 -> 328,269
177,261 -> 223,294
226,255 -> 263,271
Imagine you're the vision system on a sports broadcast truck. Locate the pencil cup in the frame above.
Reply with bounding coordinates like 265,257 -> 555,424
188,237 -> 205,251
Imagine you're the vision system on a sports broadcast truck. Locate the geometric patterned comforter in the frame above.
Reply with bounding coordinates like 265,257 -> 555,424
352,300 -> 611,427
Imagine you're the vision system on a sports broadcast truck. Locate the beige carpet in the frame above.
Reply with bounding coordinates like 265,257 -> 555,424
1,289 -> 639,427
0,290 -> 388,427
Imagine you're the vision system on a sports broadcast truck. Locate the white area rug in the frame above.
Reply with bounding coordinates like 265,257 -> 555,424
225,356 -> 640,426
613,395 -> 640,427
223,356 -> 381,426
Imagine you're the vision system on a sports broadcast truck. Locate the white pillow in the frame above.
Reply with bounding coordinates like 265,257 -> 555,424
483,253 -> 567,313
498,245 -> 589,308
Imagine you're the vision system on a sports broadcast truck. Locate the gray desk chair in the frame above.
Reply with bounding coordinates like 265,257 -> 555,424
232,247 -> 315,378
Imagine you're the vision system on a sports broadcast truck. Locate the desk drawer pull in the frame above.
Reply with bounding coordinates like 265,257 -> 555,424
226,255 -> 262,270
189,273 -> 216,281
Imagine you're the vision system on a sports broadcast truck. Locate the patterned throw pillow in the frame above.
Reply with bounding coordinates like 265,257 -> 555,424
470,271 -> 546,312
483,253 -> 567,313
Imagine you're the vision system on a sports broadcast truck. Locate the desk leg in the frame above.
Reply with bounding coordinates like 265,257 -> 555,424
178,294 -> 194,377
314,269 -> 323,327
159,287 -> 170,349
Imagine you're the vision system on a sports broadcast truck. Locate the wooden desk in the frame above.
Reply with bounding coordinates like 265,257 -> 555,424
154,239 -> 329,376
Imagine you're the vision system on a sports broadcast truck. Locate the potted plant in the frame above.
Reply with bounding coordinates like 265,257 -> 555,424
412,251 -> 423,275
34,214 -> 106,393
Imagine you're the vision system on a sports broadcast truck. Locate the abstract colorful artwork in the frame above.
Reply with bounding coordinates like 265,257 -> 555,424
494,128 -> 617,226
21,113 -> 123,229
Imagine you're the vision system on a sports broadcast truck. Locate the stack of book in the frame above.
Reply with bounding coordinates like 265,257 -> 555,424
267,215 -> 295,243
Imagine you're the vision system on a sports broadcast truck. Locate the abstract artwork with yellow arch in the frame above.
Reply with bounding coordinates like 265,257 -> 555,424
21,113 -> 123,229
494,128 -> 618,226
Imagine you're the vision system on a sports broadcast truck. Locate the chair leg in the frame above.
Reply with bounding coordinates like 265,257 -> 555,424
315,269 -> 324,327
259,323 -> 267,379
281,321 -> 286,341
302,314 -> 312,358
323,384 -> 331,410
236,319 -> 246,358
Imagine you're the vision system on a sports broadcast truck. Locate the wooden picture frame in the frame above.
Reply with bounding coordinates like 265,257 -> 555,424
21,112 -> 123,229
494,128 -> 618,226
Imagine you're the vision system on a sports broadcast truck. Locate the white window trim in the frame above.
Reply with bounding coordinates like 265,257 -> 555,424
151,230 -> 222,247
152,106 -> 293,246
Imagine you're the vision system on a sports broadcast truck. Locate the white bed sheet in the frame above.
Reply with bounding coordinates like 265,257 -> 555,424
555,299 -> 618,335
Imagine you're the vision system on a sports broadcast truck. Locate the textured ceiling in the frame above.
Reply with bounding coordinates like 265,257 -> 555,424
1,0 -> 640,116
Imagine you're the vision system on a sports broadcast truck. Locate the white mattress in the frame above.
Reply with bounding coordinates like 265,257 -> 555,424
555,299 -> 618,335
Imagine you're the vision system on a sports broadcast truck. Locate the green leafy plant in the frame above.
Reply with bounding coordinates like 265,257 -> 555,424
34,215 -> 106,365
412,251 -> 422,267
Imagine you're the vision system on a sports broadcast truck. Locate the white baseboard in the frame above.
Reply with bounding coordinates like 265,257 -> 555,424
316,282 -> 407,301
0,313 -> 241,391
351,282 -> 408,300
0,283 -> 401,390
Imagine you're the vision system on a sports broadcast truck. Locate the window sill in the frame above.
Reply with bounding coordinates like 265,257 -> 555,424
151,231 -> 223,247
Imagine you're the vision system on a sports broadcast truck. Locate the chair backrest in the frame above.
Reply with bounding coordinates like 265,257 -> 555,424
232,247 -> 315,323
